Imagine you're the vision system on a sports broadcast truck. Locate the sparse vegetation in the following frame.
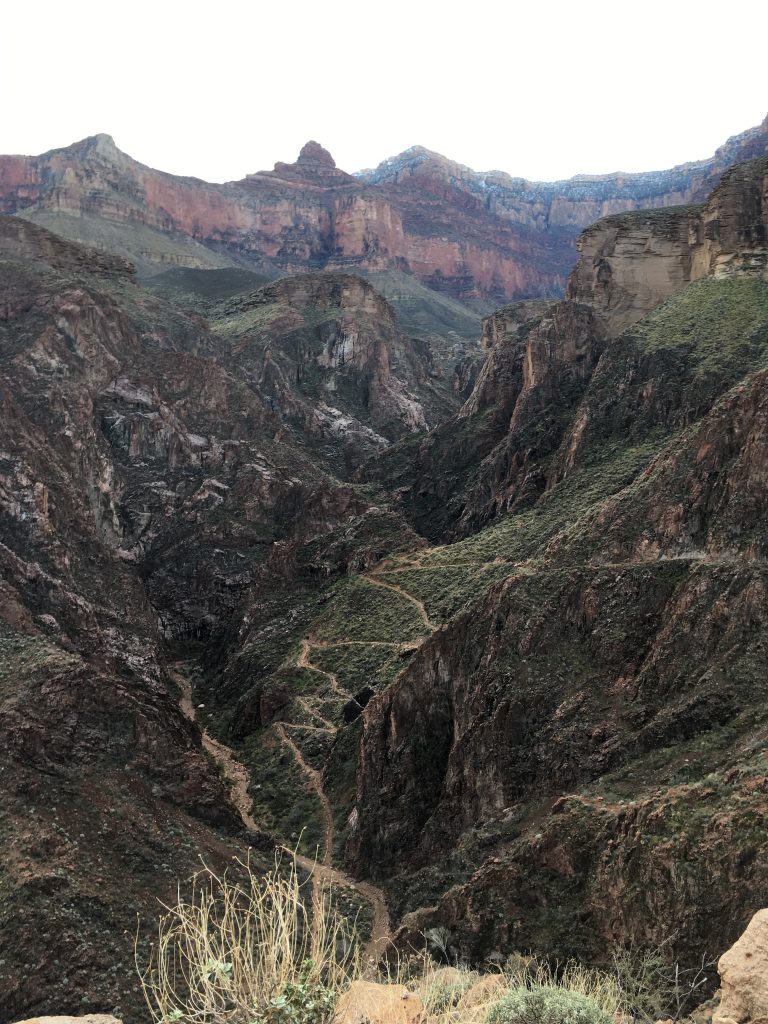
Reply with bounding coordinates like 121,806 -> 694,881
139,865 -> 715,1024
487,987 -> 613,1024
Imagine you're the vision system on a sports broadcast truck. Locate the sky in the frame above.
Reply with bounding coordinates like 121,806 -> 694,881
2,0 -> 767,184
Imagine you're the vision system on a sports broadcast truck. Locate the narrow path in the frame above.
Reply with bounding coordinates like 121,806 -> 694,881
311,639 -> 402,648
173,665 -> 392,963
175,669 -> 259,831
297,639 -> 347,698
296,696 -> 335,731
288,719 -> 334,735
363,573 -> 438,632
276,722 -> 333,867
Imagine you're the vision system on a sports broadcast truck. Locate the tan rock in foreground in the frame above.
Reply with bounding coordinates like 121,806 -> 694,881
713,909 -> 768,1024
335,981 -> 424,1024
11,1016 -> 122,1024
457,975 -> 507,1011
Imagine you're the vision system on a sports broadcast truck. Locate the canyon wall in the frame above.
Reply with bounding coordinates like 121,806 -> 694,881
0,117 -> 766,306
347,155 -> 768,966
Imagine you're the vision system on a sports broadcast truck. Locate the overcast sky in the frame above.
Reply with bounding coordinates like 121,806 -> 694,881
2,0 -> 766,184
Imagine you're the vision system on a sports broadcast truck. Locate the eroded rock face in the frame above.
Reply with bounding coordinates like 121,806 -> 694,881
0,117 -> 766,305
362,299 -> 605,538
218,272 -> 440,447
0,217 -> 431,1019
4,140 -> 768,1018
568,157 -> 768,335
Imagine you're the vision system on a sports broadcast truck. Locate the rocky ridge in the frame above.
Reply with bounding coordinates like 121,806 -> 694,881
0,117 -> 766,309
0,216 -> 441,1019
334,157 -> 768,965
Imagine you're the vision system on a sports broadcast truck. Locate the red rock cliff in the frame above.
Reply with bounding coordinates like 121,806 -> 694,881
0,116 -> 766,306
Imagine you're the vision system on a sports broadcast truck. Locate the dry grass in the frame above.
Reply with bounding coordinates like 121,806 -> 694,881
136,853 -> 358,1024
384,950 -> 624,1024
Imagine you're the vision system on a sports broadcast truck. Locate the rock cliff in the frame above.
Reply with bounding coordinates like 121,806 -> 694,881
0,217 -> 436,1019
365,157 -> 768,536
4,144 -> 768,1021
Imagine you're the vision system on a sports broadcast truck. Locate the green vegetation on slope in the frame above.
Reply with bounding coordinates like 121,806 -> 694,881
632,276 -> 768,375
313,576 -> 431,644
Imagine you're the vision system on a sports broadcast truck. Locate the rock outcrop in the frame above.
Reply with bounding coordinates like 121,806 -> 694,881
568,157 -> 768,335
334,982 -> 424,1024
365,156 -> 768,539
0,216 -> 430,1019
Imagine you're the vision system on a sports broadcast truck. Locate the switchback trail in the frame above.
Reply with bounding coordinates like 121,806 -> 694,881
275,722 -> 333,867
363,572 -> 438,632
297,639 -> 346,697
173,665 -> 392,963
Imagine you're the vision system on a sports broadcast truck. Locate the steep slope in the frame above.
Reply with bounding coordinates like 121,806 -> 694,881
210,272 -> 456,460
0,217 -> 257,1019
365,157 -> 768,538
3,147 -> 768,1020
0,117 -> 766,308
0,216 -> 437,1019
328,158 -> 768,968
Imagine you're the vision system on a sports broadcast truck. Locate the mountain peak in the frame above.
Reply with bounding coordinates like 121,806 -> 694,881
265,140 -> 353,184
296,140 -> 336,169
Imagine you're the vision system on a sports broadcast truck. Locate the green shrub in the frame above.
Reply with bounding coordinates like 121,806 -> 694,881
487,986 -> 614,1024
254,959 -> 337,1024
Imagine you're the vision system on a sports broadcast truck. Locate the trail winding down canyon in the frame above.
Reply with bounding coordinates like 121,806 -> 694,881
363,572 -> 438,632
172,667 -> 393,963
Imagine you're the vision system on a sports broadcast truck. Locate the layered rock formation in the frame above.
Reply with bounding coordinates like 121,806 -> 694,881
714,909 -> 768,1024
365,157 -> 768,536
569,156 -> 768,335
4,141 -> 768,1022
0,116 -> 766,307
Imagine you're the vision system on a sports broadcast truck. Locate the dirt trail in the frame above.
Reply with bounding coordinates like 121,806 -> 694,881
276,723 -> 333,867
173,665 -> 392,963
296,696 -> 335,730
297,639 -> 347,697
312,639 -> 402,648
363,573 -> 438,632
175,670 -> 259,831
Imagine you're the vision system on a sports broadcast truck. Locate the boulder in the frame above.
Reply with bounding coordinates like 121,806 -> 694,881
457,975 -> 507,1011
11,1016 -> 122,1024
714,909 -> 768,1024
334,981 -> 424,1024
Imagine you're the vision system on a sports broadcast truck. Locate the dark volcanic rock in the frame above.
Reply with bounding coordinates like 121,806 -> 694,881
0,215 -> 425,1018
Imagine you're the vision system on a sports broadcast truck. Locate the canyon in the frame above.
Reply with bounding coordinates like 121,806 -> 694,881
1,127 -> 768,1024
